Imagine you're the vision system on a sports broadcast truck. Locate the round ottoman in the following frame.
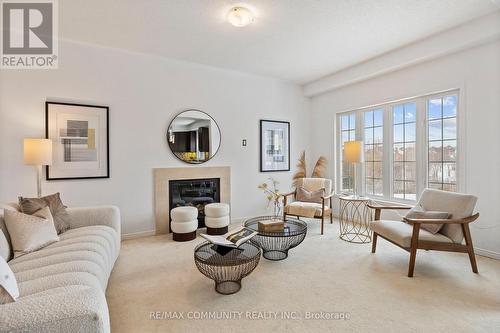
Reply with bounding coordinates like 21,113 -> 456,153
170,206 -> 198,241
204,203 -> 230,235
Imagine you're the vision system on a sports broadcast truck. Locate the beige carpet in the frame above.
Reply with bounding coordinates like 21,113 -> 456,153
107,220 -> 500,333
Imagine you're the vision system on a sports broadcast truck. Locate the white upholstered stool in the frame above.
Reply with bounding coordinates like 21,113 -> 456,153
204,203 -> 230,235
170,206 -> 198,241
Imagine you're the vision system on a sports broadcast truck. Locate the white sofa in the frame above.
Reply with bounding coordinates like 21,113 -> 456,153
0,205 -> 121,333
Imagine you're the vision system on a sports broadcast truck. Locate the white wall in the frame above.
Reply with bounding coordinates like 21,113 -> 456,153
309,40 -> 500,256
0,40 -> 310,236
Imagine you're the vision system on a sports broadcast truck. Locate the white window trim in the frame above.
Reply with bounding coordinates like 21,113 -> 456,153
335,89 -> 463,204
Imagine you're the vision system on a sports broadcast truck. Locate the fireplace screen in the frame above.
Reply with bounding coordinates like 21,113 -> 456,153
169,178 -> 220,230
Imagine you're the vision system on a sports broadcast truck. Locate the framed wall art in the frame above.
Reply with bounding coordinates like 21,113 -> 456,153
45,101 -> 109,180
259,120 -> 290,172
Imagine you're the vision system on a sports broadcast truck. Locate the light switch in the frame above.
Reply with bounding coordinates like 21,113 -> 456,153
242,139 -> 247,146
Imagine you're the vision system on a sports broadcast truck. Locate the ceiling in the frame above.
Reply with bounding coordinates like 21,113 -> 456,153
60,0 -> 500,84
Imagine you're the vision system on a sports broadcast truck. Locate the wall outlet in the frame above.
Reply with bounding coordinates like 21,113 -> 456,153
242,139 -> 247,146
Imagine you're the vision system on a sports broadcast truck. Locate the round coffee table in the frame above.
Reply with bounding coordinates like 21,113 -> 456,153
244,216 -> 307,261
194,241 -> 260,295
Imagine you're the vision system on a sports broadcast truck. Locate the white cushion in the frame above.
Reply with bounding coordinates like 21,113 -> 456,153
205,216 -> 230,228
418,189 -> 477,243
4,207 -> 60,258
171,220 -> 198,234
170,206 -> 198,222
370,220 -> 453,248
204,203 -> 230,217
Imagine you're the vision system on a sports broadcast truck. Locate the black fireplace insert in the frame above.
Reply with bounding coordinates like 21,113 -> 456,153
169,178 -> 220,230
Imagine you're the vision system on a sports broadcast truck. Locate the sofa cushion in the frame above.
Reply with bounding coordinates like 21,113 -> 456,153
370,220 -> 453,248
285,201 -> 331,217
19,193 -> 71,234
4,207 -> 60,258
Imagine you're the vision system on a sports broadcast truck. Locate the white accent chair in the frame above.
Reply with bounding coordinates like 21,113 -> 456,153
170,206 -> 198,241
282,178 -> 334,235
368,188 -> 479,277
204,203 -> 230,235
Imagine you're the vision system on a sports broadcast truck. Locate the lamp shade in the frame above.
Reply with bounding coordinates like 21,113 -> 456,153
344,141 -> 364,163
24,139 -> 52,165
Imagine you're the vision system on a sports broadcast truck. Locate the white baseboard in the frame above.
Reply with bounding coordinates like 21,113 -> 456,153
121,230 -> 156,240
475,248 -> 500,260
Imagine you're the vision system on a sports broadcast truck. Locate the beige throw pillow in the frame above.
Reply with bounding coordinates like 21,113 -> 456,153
296,187 -> 325,204
4,207 -> 59,258
19,192 -> 71,234
405,205 -> 450,234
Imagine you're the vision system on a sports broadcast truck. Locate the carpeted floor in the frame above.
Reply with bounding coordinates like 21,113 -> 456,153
107,220 -> 500,333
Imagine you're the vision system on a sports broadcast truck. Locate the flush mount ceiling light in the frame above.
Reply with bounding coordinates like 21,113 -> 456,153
227,6 -> 254,27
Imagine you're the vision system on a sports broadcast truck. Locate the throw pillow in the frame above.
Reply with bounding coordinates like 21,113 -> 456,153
296,186 -> 325,204
0,256 -> 19,304
18,192 -> 71,234
405,205 -> 450,234
4,207 -> 60,258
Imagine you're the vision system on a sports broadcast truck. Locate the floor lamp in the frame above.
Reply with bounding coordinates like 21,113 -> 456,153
24,139 -> 53,198
344,141 -> 364,198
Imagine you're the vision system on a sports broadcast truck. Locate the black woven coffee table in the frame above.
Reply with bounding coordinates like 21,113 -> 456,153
244,216 -> 307,261
194,241 -> 261,295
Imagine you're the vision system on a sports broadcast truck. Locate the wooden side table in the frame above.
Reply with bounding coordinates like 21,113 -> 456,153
338,196 -> 373,243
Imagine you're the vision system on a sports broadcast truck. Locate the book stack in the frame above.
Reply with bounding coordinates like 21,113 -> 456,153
258,218 -> 285,232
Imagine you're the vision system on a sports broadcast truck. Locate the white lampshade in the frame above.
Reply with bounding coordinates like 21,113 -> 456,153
24,139 -> 53,165
344,141 -> 364,163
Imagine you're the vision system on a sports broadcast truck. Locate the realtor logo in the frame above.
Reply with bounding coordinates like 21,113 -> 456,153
1,0 -> 58,69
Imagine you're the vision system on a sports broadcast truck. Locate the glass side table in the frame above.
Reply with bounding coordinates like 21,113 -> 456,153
338,196 -> 373,243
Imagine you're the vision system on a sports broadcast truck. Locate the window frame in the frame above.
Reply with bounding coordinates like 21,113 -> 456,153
335,89 -> 462,204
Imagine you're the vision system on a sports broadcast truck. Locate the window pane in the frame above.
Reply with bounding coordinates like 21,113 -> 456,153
364,111 -> 373,127
364,145 -> 374,161
373,144 -> 383,161
393,106 -> 403,124
374,109 -> 383,126
349,114 -> 356,130
443,95 -> 457,118
394,124 -> 404,143
405,123 -> 416,142
365,163 -> 374,178
429,162 -> 443,182
393,162 -> 404,180
365,128 -> 373,144
394,181 -> 404,198
429,141 -> 442,162
405,142 -> 416,161
342,131 -> 349,144
404,162 -> 416,181
365,177 -> 374,195
373,162 -> 383,178
373,127 -> 383,144
405,182 -> 416,200
428,99 -> 442,120
443,140 -> 456,161
429,182 -> 443,190
443,162 -> 456,183
394,144 -> 404,161
443,184 -> 457,192
443,118 -> 456,140
341,115 -> 349,130
428,120 -> 442,141
349,130 -> 356,140
404,103 -> 416,122
374,179 -> 383,196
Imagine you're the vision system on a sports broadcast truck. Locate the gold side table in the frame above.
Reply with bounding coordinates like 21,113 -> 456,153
338,196 -> 373,243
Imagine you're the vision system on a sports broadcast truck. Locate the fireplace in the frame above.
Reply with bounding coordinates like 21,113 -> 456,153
168,178 -> 220,230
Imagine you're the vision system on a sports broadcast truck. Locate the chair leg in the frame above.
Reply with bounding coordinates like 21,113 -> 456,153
407,223 -> 420,277
371,232 -> 378,253
462,224 -> 478,273
321,215 -> 324,235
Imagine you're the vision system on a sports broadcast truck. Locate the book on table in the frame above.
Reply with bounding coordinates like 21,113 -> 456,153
201,227 -> 257,248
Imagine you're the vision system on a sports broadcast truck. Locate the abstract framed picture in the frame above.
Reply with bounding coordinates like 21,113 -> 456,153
45,102 -> 109,180
260,120 -> 290,172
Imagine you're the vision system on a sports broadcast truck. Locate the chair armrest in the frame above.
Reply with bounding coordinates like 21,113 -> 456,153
281,191 -> 296,198
367,203 -> 412,210
321,191 -> 335,200
404,213 -> 479,225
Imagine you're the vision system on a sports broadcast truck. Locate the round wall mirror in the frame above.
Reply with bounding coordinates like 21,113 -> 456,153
167,109 -> 221,164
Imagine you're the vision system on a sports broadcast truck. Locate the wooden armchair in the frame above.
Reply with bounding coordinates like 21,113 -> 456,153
368,188 -> 479,277
282,178 -> 334,235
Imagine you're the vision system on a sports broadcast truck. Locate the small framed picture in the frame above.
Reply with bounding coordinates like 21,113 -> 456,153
259,120 -> 290,172
46,101 -> 109,180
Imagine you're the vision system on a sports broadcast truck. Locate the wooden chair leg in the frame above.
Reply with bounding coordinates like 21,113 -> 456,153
462,223 -> 478,273
330,198 -> 333,224
321,215 -> 324,235
408,223 -> 421,277
371,232 -> 378,253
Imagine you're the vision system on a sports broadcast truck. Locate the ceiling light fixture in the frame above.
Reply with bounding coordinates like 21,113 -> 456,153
227,6 -> 254,27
